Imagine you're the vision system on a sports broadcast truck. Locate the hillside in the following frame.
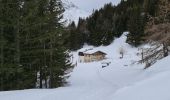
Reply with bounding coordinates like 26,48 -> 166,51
0,33 -> 170,100
62,0 -> 90,25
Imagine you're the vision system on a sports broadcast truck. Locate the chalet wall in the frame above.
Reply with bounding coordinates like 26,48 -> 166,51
79,56 -> 84,63
83,54 -> 105,63
78,51 -> 106,63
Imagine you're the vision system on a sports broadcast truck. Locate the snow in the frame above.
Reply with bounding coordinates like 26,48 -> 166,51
113,56 -> 170,100
113,71 -> 170,100
62,0 -> 90,25
68,0 -> 121,13
1,32 -> 170,100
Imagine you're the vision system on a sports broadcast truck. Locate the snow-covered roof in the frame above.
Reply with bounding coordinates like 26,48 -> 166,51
83,50 -> 107,55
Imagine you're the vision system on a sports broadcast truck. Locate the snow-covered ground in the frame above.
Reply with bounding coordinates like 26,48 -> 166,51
1,33 -> 170,100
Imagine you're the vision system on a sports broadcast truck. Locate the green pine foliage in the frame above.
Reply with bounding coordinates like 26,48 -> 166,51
126,0 -> 159,46
0,0 -> 25,91
0,0 -> 72,91
144,0 -> 158,16
86,3 -> 117,46
66,22 -> 78,50
65,19 -> 87,51
126,5 -> 146,46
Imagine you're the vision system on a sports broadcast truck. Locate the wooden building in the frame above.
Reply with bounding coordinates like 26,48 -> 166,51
78,51 -> 106,63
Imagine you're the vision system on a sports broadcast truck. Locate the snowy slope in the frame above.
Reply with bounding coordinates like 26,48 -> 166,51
62,0 -> 90,25
113,56 -> 170,100
0,33 -> 170,100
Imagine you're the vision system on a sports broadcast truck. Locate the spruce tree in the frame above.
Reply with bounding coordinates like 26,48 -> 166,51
126,4 -> 145,46
47,0 -> 72,88
0,0 -> 72,91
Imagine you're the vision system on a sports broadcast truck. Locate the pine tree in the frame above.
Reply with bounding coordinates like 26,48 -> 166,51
0,0 -> 25,91
0,3 -> 5,90
67,21 -> 77,50
126,4 -> 145,46
143,0 -> 158,16
47,0 -> 72,88
76,18 -> 87,49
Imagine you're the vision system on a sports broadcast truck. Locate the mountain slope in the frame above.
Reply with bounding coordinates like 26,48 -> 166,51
62,0 -> 90,25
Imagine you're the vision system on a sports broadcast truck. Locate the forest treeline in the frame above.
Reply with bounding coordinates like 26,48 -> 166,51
66,0 -> 159,50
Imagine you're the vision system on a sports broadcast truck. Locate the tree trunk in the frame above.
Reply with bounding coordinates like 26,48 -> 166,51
39,66 -> 43,88
141,49 -> 144,63
15,20 -> 20,89
49,39 -> 53,88
43,43 -> 47,88
16,20 -> 20,65
163,42 -> 168,57
0,27 -> 4,91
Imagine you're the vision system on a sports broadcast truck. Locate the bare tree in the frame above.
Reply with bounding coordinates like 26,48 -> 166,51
139,42 -> 166,68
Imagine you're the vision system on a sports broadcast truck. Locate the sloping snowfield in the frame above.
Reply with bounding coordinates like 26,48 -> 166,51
0,33 -> 170,100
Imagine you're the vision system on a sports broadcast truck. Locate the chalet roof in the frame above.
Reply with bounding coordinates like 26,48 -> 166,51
93,51 -> 107,55
79,50 -> 107,56
78,52 -> 84,56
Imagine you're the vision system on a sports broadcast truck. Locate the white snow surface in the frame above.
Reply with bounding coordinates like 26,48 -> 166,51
1,33 -> 170,100
62,0 -> 90,25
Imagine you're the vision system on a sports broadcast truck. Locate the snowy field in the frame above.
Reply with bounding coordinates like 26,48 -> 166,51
0,33 -> 170,100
